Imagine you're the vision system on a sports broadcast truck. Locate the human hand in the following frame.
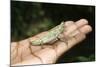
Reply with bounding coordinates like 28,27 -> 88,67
11,19 -> 92,66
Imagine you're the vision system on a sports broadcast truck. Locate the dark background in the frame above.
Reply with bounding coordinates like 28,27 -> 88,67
11,1 -> 95,64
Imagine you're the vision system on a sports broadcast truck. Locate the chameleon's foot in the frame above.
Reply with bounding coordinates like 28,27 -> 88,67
40,44 -> 45,49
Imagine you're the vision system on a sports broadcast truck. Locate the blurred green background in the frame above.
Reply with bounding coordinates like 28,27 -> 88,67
11,1 -> 95,64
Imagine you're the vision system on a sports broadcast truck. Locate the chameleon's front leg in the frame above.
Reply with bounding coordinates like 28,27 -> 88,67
40,39 -> 45,49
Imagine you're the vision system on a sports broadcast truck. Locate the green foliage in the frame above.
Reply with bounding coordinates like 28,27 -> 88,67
26,18 -> 54,36
11,1 -> 55,41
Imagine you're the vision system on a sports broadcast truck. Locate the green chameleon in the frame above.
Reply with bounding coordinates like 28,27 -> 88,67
31,22 -> 65,46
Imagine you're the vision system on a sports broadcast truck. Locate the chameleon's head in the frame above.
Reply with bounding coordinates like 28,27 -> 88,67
60,21 -> 64,25
60,21 -> 64,27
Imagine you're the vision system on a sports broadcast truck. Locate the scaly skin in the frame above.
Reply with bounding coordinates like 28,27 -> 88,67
31,22 -> 64,46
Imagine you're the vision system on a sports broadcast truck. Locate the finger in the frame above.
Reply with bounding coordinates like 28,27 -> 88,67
64,23 -> 78,35
75,19 -> 88,28
54,25 -> 92,57
64,21 -> 74,27
54,33 -> 86,57
64,19 -> 88,29
79,25 -> 92,34
64,19 -> 88,36
67,25 -> 92,38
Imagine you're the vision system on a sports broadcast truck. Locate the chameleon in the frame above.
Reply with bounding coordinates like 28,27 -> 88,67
31,22 -> 65,46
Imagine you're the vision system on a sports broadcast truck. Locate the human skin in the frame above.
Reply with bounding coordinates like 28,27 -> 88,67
11,19 -> 92,66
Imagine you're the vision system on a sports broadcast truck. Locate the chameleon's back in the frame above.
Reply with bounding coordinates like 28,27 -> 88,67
49,22 -> 64,34
31,22 -> 64,46
41,22 -> 64,44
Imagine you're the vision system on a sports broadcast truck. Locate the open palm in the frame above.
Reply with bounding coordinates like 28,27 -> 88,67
11,19 -> 92,66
